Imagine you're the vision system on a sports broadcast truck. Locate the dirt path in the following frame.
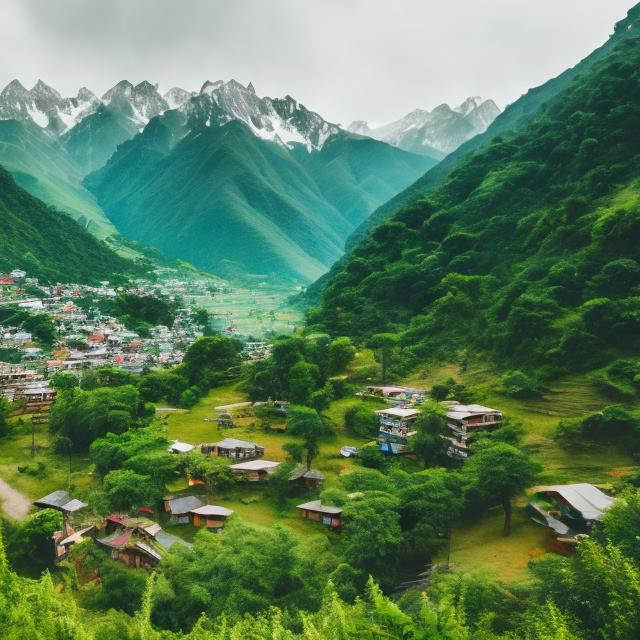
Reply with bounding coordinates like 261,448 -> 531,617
0,478 -> 31,520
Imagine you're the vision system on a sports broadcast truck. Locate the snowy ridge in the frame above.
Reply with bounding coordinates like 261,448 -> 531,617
347,97 -> 501,156
0,78 -> 340,150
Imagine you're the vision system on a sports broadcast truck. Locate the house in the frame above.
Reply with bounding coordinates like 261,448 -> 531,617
229,459 -> 280,481
10,269 -> 26,280
96,528 -> 163,569
200,438 -> 264,460
167,440 -> 195,454
7,380 -> 57,413
34,490 -> 87,517
528,483 -> 614,554
297,500 -> 342,527
375,407 -> 419,454
53,525 -> 96,562
444,404 -> 502,459
163,495 -> 205,523
289,466 -> 325,491
365,386 -> 425,403
376,407 -> 419,437
189,504 -> 234,530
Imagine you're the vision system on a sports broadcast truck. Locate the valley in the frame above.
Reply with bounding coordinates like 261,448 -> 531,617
1,2 -> 640,639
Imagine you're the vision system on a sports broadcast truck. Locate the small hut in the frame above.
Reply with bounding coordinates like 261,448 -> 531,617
297,500 -> 342,527
189,505 -> 234,530
163,495 -> 205,524
229,459 -> 280,481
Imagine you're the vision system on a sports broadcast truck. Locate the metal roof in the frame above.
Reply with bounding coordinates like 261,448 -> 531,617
166,495 -> 205,515
535,483 -> 614,521
446,404 -> 501,419
34,490 -> 87,513
230,460 -> 280,471
211,437 -> 263,449
375,407 -> 420,418
190,504 -> 234,517
297,500 -> 342,515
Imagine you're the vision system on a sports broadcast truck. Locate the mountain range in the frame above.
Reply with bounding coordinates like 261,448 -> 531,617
85,79 -> 437,281
0,77 -> 441,280
347,97 -> 500,157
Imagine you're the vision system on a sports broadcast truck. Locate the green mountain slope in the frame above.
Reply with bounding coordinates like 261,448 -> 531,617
0,166 -> 137,283
0,119 -> 117,238
345,4 -> 640,251
86,118 -> 435,282
309,30 -> 640,378
61,104 -> 140,175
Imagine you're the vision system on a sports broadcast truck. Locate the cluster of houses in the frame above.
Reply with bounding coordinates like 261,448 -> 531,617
370,387 -> 503,459
0,269 -> 217,413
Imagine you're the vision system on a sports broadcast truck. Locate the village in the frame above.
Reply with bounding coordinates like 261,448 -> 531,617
11,373 -> 616,576
0,268 -> 631,588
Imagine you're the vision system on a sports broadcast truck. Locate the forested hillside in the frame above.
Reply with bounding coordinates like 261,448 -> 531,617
309,34 -> 640,380
344,5 -> 640,251
0,166 -> 138,283
0,119 -> 117,238
86,117 -> 435,282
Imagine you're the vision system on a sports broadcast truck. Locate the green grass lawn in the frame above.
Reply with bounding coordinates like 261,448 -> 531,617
441,505 -> 553,582
0,416 -> 95,503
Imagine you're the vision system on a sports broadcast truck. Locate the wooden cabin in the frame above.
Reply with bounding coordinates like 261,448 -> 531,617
189,504 -> 234,530
229,459 -> 280,481
96,529 -> 162,569
34,490 -> 87,518
289,466 -> 325,491
163,495 -> 205,524
200,438 -> 264,461
297,500 -> 342,527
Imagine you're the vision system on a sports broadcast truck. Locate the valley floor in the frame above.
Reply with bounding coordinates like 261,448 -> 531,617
0,351 -> 637,583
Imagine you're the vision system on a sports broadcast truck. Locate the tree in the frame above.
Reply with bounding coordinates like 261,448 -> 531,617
0,396 -> 12,437
366,333 -> 399,383
600,487 -> 640,565
182,335 -> 243,387
463,442 -> 541,535
343,405 -> 379,438
49,385 -> 148,451
103,469 -> 160,511
341,493 -> 402,582
7,509 -> 62,575
286,405 -> 332,470
50,372 -> 79,391
288,361 -> 320,405
409,403 -> 450,467
327,337 -> 356,374
179,451 -> 236,492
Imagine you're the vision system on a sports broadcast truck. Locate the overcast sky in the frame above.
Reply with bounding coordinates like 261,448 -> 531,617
0,0 -> 635,125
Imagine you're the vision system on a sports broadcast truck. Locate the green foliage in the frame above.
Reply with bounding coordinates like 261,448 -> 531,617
313,35 -> 640,378
49,385 -> 149,452
0,307 -> 56,344
5,509 -> 62,576
554,406 -> 640,459
98,294 -> 178,337
463,443 -> 541,536
103,469 -> 161,511
343,405 -> 379,438
182,335 -> 243,388
179,451 -> 236,492
409,403 -> 451,467
501,370 -> 539,398
286,405 -> 332,470
0,165 -> 138,284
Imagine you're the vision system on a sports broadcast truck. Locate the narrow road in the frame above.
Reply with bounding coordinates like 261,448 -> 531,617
0,478 -> 31,520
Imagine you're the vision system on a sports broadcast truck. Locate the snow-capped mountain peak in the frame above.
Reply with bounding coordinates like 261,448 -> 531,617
346,96 -> 501,156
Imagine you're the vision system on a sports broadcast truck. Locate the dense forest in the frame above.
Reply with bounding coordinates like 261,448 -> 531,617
309,32 -> 640,385
0,166 -> 140,284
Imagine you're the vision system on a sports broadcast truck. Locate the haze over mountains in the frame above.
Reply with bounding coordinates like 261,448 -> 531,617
0,77 -> 440,281
347,97 -> 500,157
